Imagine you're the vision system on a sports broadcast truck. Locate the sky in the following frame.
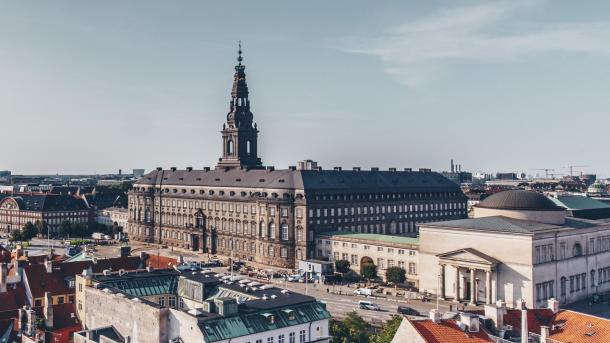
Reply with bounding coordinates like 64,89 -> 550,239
1,1 -> 609,177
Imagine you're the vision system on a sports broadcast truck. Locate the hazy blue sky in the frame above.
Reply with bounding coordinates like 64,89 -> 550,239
2,1 -> 609,177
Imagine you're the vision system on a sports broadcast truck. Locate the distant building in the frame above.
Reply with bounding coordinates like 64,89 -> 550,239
549,194 -> 610,220
419,190 -> 610,309
0,170 -> 10,185
132,169 -> 145,178
441,159 -> 473,184
96,207 -> 129,229
316,231 -> 419,286
0,193 -> 90,234
127,49 -> 467,269
297,160 -> 318,170
76,267 -> 331,343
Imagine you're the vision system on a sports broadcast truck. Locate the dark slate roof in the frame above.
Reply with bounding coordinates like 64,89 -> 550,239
49,186 -> 80,195
0,193 -> 89,211
423,216 -> 561,234
477,190 -> 564,211
136,168 -> 461,192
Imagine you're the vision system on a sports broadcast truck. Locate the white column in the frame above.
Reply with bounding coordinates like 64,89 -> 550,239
486,270 -> 492,304
455,266 -> 461,302
469,268 -> 476,305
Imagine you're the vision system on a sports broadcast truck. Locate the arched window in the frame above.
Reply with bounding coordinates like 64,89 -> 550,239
296,227 -> 304,241
389,220 -> 397,234
281,223 -> 289,241
259,221 -> 264,237
560,276 -> 567,296
573,242 -> 583,257
227,140 -> 234,155
246,140 -> 251,155
269,222 -> 276,239
591,270 -> 596,288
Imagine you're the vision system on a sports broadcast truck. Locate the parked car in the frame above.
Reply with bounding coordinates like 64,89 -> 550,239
285,274 -> 301,282
353,288 -> 373,296
358,300 -> 380,311
397,306 -> 419,316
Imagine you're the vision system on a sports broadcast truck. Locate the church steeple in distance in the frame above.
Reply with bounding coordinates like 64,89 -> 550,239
216,42 -> 264,170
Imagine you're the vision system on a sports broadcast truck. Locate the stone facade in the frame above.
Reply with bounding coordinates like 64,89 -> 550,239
316,231 -> 419,286
127,48 -> 467,269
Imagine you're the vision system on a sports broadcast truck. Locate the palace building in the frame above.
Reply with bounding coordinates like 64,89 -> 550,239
127,46 -> 467,268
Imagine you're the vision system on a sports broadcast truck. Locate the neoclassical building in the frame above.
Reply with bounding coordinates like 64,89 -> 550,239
419,190 -> 610,308
0,193 -> 90,234
127,47 -> 467,268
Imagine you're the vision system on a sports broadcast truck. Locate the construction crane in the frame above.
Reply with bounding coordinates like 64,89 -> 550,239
530,168 -> 555,178
567,165 -> 590,177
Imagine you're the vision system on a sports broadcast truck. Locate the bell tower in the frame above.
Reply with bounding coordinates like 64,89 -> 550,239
216,42 -> 264,170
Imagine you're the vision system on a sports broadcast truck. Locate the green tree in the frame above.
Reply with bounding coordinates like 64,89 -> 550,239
330,312 -> 371,343
21,222 -> 38,241
343,311 -> 371,343
329,319 -> 350,343
58,221 -> 73,238
370,315 -> 403,343
335,259 -> 351,274
35,220 -> 48,237
9,229 -> 23,243
385,266 -> 406,284
361,263 -> 378,280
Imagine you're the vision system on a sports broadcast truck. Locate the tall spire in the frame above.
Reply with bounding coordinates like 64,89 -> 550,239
231,41 -> 249,101
217,41 -> 263,170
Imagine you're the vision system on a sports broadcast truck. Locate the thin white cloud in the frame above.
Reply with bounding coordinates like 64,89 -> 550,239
343,1 -> 610,86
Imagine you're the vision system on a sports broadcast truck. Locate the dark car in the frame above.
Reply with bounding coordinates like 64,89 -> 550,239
397,306 -> 420,316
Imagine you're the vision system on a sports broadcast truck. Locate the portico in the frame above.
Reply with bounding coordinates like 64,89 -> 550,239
436,248 -> 499,305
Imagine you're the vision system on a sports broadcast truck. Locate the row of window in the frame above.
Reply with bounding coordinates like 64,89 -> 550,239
247,330 -> 307,343
218,239 -> 290,258
309,202 -> 465,218
320,240 -> 416,255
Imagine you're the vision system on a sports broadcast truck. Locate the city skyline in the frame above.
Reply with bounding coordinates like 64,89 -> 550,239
2,1 -> 610,177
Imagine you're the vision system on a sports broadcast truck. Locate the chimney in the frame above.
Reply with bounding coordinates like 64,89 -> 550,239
389,167 -> 396,172
44,260 -> 53,274
520,309 -> 528,343
44,292 -> 53,329
156,167 -> 162,171
186,167 -> 193,172
451,159 -> 454,173
460,313 -> 479,332
0,263 -> 7,293
371,167 -> 379,172
26,308 -> 37,336
404,168 -> 412,172
266,166 -> 275,172
353,167 -> 361,172
547,298 -> 559,313
484,304 -> 505,331
429,309 -> 441,323
540,325 -> 549,341
170,167 -> 177,171
333,167 -> 342,171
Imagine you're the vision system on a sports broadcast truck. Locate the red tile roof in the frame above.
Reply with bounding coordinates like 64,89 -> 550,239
48,303 -> 81,330
503,308 -> 555,335
409,319 -> 492,343
0,287 -> 27,312
145,255 -> 178,269
549,310 -> 610,343
23,264 -> 72,299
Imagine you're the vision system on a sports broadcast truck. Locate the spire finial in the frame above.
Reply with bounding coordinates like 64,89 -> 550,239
237,40 -> 243,66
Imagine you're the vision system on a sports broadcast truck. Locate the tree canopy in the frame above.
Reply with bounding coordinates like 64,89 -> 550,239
385,266 -> 406,284
335,259 -> 351,274
370,315 -> 403,343
361,263 -> 378,280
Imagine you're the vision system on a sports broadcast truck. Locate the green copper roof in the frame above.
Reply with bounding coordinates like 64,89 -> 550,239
201,302 -> 331,342
63,252 -> 91,263
318,231 -> 419,245
102,274 -> 178,297
550,195 -> 610,210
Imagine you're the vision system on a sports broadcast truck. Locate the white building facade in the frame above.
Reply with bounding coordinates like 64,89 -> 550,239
418,190 -> 610,309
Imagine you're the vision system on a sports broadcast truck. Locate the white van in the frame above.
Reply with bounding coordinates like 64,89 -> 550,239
358,300 -> 380,311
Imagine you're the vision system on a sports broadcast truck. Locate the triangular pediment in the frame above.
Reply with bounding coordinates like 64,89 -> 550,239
437,248 -> 499,266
